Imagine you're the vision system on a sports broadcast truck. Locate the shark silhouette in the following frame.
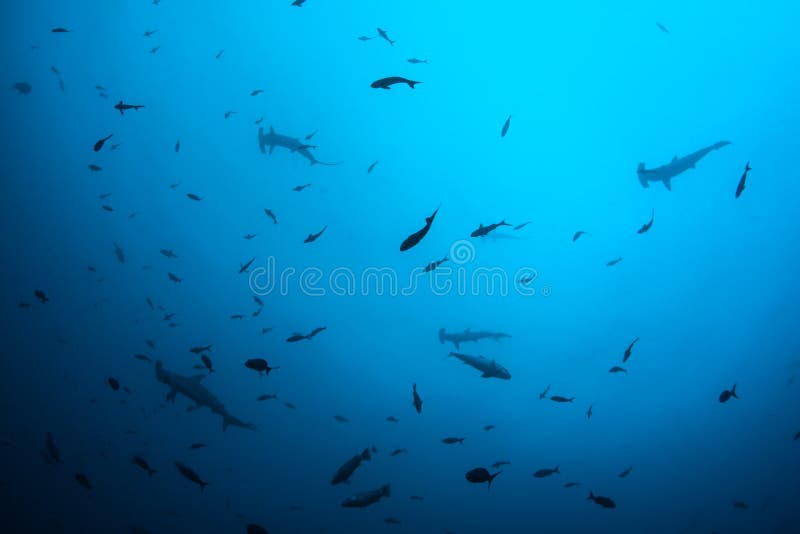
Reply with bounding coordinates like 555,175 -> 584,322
637,141 -> 730,190
258,126 -> 338,166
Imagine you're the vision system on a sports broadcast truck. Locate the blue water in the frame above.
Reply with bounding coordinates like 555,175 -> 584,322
2,1 -> 800,533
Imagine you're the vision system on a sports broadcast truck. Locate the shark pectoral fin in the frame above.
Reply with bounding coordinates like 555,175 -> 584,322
481,372 -> 491,378
166,389 -> 176,402
268,145 -> 275,155
663,179 -> 672,191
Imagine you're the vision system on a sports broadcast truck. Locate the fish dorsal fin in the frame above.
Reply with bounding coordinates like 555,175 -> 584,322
269,126 -> 275,134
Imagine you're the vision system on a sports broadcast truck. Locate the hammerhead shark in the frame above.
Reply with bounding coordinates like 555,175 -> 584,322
448,352 -> 511,379
438,328 -> 511,350
154,361 -> 256,431
637,141 -> 730,190
258,126 -> 337,166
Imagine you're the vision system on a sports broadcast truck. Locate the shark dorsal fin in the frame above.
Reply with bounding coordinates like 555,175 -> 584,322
269,126 -> 275,134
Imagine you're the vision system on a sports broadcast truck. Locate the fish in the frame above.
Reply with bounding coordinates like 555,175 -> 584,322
492,461 -> 510,469
637,209 -> 654,234
201,354 -> 214,373
305,129 -> 318,140
500,115 -> 511,137
538,384 -> 551,400
145,340 -> 155,349
412,384 -> 423,414
441,437 -> 465,445
719,384 -> 739,403
74,473 -> 92,490
175,139 -> 181,152
143,29 -> 159,37
514,221 -> 531,230
159,249 -> 178,259
618,466 -> 633,478
186,193 -> 202,201
609,366 -> 627,374
247,524 -> 269,534
243,233 -> 257,240
108,377 -> 120,391
587,491 -> 616,509
174,461 -> 208,491
586,403 -> 594,419
438,328 -> 511,350
256,394 -> 278,401
41,432 -> 62,464
132,456 -> 157,477
167,272 -> 182,283
376,28 -> 395,46
250,89 -> 264,96
384,518 -> 401,525
149,46 -> 160,54
400,207 -> 439,251
13,82 -> 32,95
292,184 -> 311,192
224,111 -> 236,119
291,0 -> 306,6
331,448 -> 371,485
51,27 -> 71,33
471,221 -> 511,237
244,358 -> 279,376
606,257 -> 623,267
215,49 -> 224,60
357,36 -> 373,41
114,100 -> 145,114
622,337 -> 639,363
286,326 -> 326,342
88,164 -> 102,172
733,501 -> 749,509
407,58 -> 428,64
258,126 -> 338,166
656,22 -> 671,34
264,209 -> 278,224
637,141 -> 730,191
409,495 -> 424,501
794,431 -> 800,441
188,443 -> 206,450
390,448 -> 407,456
735,161 -> 751,198
341,483 -> 391,508
367,160 -> 379,174
447,352 -> 511,379
371,77 -> 422,90
550,395 -> 574,403
239,257 -> 256,274
101,205 -> 114,212
386,416 -> 399,423
533,466 -> 560,478
283,402 -> 296,410
484,424 -> 495,431
134,354 -> 152,363
261,327 -> 273,335
424,256 -> 448,273
254,296 -> 264,307
93,134 -> 113,152
189,345 -> 212,355
465,467 -> 501,489
334,415 -> 349,423
304,226 -> 327,243
572,230 -> 587,242
34,289 -> 49,304
563,482 -> 581,488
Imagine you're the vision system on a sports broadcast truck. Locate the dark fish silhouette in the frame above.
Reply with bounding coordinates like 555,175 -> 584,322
442,437 -> 465,445
175,461 -> 208,491
175,139 -> 180,152
471,220 -> 511,237
564,482 -> 581,488
637,209 -> 654,234
719,384 -> 739,403
291,0 -> 306,6
538,384 -> 550,400
656,22 -> 671,34
188,443 -> 206,450
167,272 -> 182,283
609,366 -> 627,374
340,483 -> 391,508
264,209 -> 278,224
586,404 -> 593,419
357,36 -> 374,42
622,337 -> 639,363
587,491 -> 616,509
186,193 -> 201,201
34,289 -> 49,304
500,115 -> 511,137
108,377 -> 120,391
424,256 -> 448,273
376,28 -> 395,46
367,160 -> 378,173
189,345 -> 212,355
331,448 -> 371,485
533,466 -> 560,478
13,82 -> 32,94
390,448 -> 407,456
74,473 -> 92,490
114,100 -> 145,114
201,354 -> 214,373
401,207 -> 439,251
88,164 -> 102,172
735,161 -> 751,199
606,257 -> 623,267
407,58 -> 428,64
292,184 -> 311,191
143,29 -> 159,37
51,27 -> 71,33
247,524 -> 269,534
412,383 -> 423,414
371,77 -> 421,90
550,395 -> 574,403
132,456 -> 157,476
245,358 -> 279,376
41,432 -> 62,464
304,226 -> 327,243
466,467 -> 501,489
733,501 -> 749,509
618,466 -> 633,478
239,257 -> 256,274
286,326 -> 326,342
514,221 -> 531,230
93,134 -> 113,152
572,230 -> 587,242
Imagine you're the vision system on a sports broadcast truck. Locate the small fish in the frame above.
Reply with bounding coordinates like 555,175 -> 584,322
500,115 -> 512,137
483,424 -> 495,431
367,160 -> 378,174
733,501 -> 749,509
243,233 -> 258,240
538,384 -> 551,400
514,221 -> 531,230
264,209 -> 278,224
111,143 -> 121,150
215,49 -> 224,60
656,22 -> 671,35
735,161 -> 751,199
13,82 -> 32,95
412,383 -> 423,414
134,354 -> 152,363
409,495 -> 424,501
114,101 -> 145,114
719,384 -> 739,403
401,207 -> 439,251
305,129 -> 318,140
175,461 -> 208,491
108,377 -> 120,391
492,461 -> 511,469
550,395 -> 574,403
51,27 -> 71,33
88,164 -> 102,172
132,456 -> 157,476
175,139 -> 181,152
636,209 -> 654,234
254,296 -> 264,307
239,257 -> 256,274
606,256 -> 623,267
74,473 -> 92,490
563,482 -> 581,488
334,415 -> 350,423
247,524 -> 269,534
34,289 -> 49,304
587,491 -> 616,509
376,28 -> 395,46
304,225 -> 327,243
407,58 -> 428,64
291,0 -> 306,6
224,111 -> 236,119
41,432 -> 62,464
201,354 -> 214,373
466,467 -> 501,488
230,314 -> 245,320
386,416 -> 399,423
245,358 -> 279,376
145,340 -> 155,349
101,205 -> 114,212
192,364 -> 205,370
586,404 -> 594,419
609,366 -> 627,374
186,193 -> 201,201
254,117 -> 264,125
160,249 -> 178,259
622,337 -> 639,363
167,272 -> 182,283
257,393 -> 278,401
794,431 -> 800,441
340,483 -> 391,508
423,256 -> 448,273
149,46 -> 160,54
283,402 -> 296,410
188,443 -> 206,450
371,77 -> 421,90
572,230 -> 587,242
189,345 -> 212,355
533,466 -> 560,478
93,134 -> 113,152
384,518 -> 401,525
618,466 -> 633,478
261,327 -> 273,335
143,29 -> 159,37
441,437 -> 465,445
471,220 -> 511,237
357,36 -> 373,42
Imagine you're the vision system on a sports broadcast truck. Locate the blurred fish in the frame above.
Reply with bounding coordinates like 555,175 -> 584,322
239,257 -> 256,274
466,467 -> 501,488
41,432 -> 62,464
51,27 -> 71,33
376,28 -> 395,46
412,384 -> 423,414
88,164 -> 102,172
334,415 -> 350,423
167,272 -> 182,283
292,184 -> 311,192
441,437 -> 465,445
384,517 -> 401,525
586,403 -> 593,419
283,402 -> 296,410
257,394 -> 278,401
245,358 -> 279,376
622,337 -> 639,363
175,139 -> 181,152
606,256 -> 623,267
264,209 -> 278,224
286,326 -> 326,342
201,354 -> 214,373
357,36 -> 373,41
587,491 -> 615,508
367,160 -> 378,173
132,456 -> 157,477
113,242 -> 125,263
341,483 -> 391,508
533,466 -> 560,478
539,384 -> 551,400
107,377 -> 120,391
386,416 -> 398,423
188,443 -> 206,450
304,226 -> 327,243
331,448 -> 371,485
733,501 -> 749,509
34,289 -> 49,304
719,384 -> 739,403
74,473 -> 92,490
224,111 -> 236,119
637,209 -> 654,234
93,134 -> 113,152
609,366 -> 627,374
484,424 -> 495,431
13,82 -> 32,94
143,29 -> 158,37
735,161 -> 751,198
243,233 -> 258,240
189,345 -> 212,355
564,482 -> 580,488
371,76 -> 421,90
471,220 -> 511,237
401,207 -> 439,251
175,461 -> 207,491
618,466 -> 633,478
186,193 -> 202,201
247,525 -> 269,534
572,230 -> 587,242
407,58 -> 428,64
215,49 -> 224,60
656,22 -> 670,34
250,89 -> 264,96
424,256 -> 448,273
114,100 -> 145,114
134,354 -> 152,363
550,395 -> 574,403
500,115 -> 511,137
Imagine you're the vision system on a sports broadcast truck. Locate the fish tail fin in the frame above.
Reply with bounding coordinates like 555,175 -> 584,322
382,484 -> 391,497
488,471 -> 502,489
587,491 -> 594,501
407,80 -> 421,88
731,384 -> 738,398
438,328 -> 446,344
257,127 -> 266,154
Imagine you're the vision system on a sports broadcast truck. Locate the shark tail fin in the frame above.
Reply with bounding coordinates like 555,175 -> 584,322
407,80 -> 421,89
663,178 -> 672,191
257,127 -> 266,154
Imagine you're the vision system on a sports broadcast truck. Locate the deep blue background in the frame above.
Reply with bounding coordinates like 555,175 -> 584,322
1,1 -> 799,532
